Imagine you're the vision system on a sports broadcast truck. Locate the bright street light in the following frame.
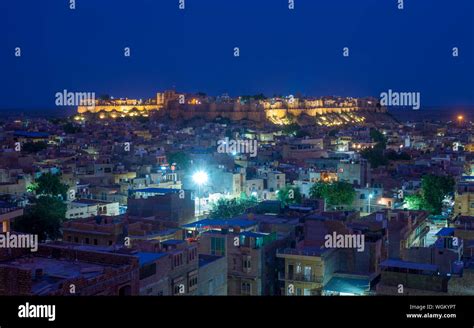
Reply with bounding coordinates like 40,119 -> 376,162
193,171 -> 208,217
368,193 -> 374,214
192,171 -> 208,185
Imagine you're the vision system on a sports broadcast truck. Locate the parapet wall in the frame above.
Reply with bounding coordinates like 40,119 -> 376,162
78,102 -> 385,123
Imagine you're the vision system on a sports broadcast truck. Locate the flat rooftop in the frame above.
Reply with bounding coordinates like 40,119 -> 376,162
380,259 -> 438,273
161,239 -> 185,246
0,256 -> 120,295
182,218 -> 257,230
199,254 -> 222,268
278,246 -> 326,257
136,252 -> 167,266
71,199 -> 114,205
131,188 -> 180,194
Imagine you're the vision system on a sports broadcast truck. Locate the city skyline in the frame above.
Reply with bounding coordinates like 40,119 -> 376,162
1,1 -> 474,324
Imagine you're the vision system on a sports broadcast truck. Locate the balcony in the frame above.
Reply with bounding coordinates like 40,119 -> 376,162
277,248 -> 324,258
279,272 -> 323,284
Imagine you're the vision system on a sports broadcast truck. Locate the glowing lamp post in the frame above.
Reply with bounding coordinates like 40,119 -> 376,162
193,171 -> 208,217
368,193 -> 374,214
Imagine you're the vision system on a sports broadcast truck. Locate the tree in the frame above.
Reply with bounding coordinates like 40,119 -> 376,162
310,181 -> 356,209
22,141 -> 48,153
34,172 -> 69,199
361,128 -> 388,168
370,128 -> 387,146
167,152 -> 191,170
386,150 -> 411,161
404,193 -> 424,210
403,175 -> 455,214
14,196 -> 66,241
14,173 -> 68,241
328,129 -> 339,137
208,196 -> 257,219
420,174 -> 455,214
277,185 -> 302,207
63,122 -> 82,134
361,145 -> 387,168
282,123 -> 308,137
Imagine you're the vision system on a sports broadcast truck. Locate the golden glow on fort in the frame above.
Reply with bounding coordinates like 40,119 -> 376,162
76,90 -> 385,126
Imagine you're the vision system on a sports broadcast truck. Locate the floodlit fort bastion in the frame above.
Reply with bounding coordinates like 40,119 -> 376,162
77,90 -> 386,125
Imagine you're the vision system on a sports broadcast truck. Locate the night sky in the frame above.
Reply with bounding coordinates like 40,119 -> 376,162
1,0 -> 473,111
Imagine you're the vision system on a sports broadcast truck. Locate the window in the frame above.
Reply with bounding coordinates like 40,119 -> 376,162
173,284 -> 182,295
74,237 -> 79,243
243,257 -> 251,271
188,248 -> 197,262
241,282 -> 251,295
93,239 -> 98,245
85,238 -> 90,244
304,266 -> 312,281
174,253 -> 184,267
189,276 -> 198,289
296,263 -> 302,274
211,237 -> 225,256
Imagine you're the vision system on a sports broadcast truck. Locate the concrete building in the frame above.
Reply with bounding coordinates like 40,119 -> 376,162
337,159 -> 371,187
66,199 -> 120,220
197,254 -> 227,295
454,182 -> 474,216
0,243 -> 139,296
127,188 -> 195,226
0,203 -> 23,233
277,247 -> 332,296
376,259 -> 449,295
62,216 -> 124,247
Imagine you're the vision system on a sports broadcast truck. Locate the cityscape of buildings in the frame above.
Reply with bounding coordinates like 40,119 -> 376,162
2,0 -> 474,326
0,91 -> 472,296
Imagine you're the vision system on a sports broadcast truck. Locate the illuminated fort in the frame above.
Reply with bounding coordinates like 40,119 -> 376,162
77,90 -> 387,126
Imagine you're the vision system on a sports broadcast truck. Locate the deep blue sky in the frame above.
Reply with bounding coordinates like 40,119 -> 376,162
1,0 -> 473,111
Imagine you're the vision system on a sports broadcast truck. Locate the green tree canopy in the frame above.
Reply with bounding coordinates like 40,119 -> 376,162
370,128 -> 387,146
403,175 -> 455,214
167,151 -> 191,170
63,122 -> 82,134
420,174 -> 455,214
404,193 -> 425,210
208,196 -> 257,219
310,181 -> 356,209
22,141 -> 48,153
361,128 -> 388,168
277,185 -> 302,207
14,196 -> 67,241
34,172 -> 69,199
15,172 -> 69,241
